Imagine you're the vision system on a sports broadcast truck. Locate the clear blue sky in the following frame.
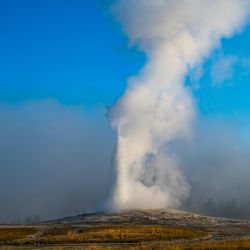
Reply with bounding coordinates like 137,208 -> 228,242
0,0 -> 250,116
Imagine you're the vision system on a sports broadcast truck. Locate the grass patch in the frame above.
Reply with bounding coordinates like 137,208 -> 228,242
3,225 -> 250,249
0,225 -> 207,246
0,227 -> 37,243
185,238 -> 250,249
68,225 -> 206,243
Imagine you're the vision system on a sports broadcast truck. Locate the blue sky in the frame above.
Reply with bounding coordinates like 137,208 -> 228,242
0,0 -> 250,115
0,0 -> 144,106
193,25 -> 250,116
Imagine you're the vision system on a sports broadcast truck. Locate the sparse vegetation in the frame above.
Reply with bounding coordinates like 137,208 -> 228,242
66,225 -> 206,243
2,238 -> 250,249
1,209 -> 250,249
0,227 -> 37,242
0,225 -> 207,246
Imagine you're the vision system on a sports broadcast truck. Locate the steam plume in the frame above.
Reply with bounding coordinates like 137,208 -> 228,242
110,0 -> 250,210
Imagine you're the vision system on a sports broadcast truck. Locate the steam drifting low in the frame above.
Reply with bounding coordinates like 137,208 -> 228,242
110,0 -> 250,210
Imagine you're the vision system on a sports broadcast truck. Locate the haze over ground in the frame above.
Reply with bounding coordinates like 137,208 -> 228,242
1,0 -> 250,223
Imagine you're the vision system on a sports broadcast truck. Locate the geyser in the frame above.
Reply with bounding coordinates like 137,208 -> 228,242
110,0 -> 250,210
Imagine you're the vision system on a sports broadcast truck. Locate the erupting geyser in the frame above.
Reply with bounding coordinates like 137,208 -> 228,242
110,0 -> 250,210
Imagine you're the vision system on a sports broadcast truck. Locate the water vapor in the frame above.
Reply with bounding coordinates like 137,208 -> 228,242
110,0 -> 250,210
0,100 -> 115,223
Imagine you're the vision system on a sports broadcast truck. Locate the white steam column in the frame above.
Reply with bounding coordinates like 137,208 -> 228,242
110,0 -> 250,210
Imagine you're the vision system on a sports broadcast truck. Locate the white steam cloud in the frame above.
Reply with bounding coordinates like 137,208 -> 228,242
110,0 -> 250,210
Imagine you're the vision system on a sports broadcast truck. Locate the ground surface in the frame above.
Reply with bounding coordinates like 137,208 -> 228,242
1,209 -> 250,249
